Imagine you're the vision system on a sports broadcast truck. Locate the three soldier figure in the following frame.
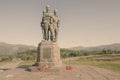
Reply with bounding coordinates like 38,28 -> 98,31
41,5 -> 60,42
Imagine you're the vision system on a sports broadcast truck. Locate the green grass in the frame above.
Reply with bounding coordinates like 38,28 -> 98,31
0,61 -> 11,66
64,60 -> 120,73
18,60 -> 35,66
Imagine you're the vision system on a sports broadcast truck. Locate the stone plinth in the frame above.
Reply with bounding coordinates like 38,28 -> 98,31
35,41 -> 62,67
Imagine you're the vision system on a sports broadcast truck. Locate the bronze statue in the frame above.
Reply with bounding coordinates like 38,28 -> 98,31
41,5 -> 60,42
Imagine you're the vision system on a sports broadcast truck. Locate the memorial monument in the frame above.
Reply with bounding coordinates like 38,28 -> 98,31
30,5 -> 62,70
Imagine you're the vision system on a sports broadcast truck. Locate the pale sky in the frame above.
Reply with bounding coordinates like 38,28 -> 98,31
0,0 -> 120,48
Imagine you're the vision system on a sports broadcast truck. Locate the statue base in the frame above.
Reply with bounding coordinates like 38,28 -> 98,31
36,41 -> 62,67
28,41 -> 62,72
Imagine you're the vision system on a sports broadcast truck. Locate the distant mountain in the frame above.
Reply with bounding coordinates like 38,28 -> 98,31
70,46 -> 86,51
0,42 -> 36,55
70,43 -> 120,51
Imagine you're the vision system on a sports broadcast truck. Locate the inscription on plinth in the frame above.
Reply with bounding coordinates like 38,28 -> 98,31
43,48 -> 51,59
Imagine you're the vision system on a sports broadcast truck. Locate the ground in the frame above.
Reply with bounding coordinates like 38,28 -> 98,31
0,62 -> 120,80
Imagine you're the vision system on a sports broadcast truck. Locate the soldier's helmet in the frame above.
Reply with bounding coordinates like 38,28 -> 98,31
54,10 -> 58,16
46,5 -> 50,12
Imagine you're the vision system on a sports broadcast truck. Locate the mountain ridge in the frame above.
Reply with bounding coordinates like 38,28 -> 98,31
1,42 -> 120,55
70,43 -> 120,51
0,42 -> 36,55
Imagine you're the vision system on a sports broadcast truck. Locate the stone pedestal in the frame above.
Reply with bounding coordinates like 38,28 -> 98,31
35,41 -> 62,67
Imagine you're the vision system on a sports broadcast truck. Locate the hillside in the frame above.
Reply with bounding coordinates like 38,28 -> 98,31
70,43 -> 120,51
0,42 -> 36,55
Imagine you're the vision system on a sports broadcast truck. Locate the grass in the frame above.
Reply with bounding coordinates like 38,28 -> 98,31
64,60 -> 120,73
18,60 -> 35,66
0,61 -> 11,66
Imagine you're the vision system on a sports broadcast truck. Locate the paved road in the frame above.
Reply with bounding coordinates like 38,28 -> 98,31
0,64 -> 120,80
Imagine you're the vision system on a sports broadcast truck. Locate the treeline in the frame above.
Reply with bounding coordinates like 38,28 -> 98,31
16,50 -> 37,61
0,55 -> 14,62
0,50 -> 37,62
0,49 -> 120,62
60,49 -> 120,58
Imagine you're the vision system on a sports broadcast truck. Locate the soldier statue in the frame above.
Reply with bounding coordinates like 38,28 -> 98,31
41,5 -> 60,42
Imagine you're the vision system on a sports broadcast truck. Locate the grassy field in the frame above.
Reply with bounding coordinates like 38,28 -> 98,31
0,61 -> 11,66
18,59 -> 120,73
18,60 -> 35,66
17,54 -> 120,73
64,60 -> 120,73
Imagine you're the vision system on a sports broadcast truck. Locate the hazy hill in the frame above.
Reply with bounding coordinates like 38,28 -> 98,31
0,42 -> 36,55
70,43 -> 120,51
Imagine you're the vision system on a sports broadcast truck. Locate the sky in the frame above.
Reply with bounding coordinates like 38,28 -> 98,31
0,0 -> 120,48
